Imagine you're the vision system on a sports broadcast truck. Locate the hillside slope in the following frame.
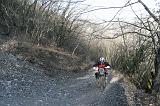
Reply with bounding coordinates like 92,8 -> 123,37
0,40 -> 89,76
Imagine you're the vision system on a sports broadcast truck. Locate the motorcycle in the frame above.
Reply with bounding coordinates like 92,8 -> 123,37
93,66 -> 110,90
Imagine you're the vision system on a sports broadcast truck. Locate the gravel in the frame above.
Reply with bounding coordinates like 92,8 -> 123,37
0,52 -> 147,106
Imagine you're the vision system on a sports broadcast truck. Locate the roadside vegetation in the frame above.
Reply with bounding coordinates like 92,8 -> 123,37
0,0 -> 93,72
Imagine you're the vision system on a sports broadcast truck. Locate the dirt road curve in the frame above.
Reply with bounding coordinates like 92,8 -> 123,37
0,53 -> 136,106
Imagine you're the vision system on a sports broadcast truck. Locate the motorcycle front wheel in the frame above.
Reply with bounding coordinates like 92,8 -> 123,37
97,76 -> 106,90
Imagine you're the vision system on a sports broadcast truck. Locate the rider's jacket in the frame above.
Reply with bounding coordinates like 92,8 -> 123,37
93,61 -> 110,72
93,61 -> 110,68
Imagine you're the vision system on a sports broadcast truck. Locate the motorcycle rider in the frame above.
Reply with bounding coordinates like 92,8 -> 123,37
93,57 -> 111,79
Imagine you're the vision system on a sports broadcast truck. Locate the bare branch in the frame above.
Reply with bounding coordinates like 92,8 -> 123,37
138,0 -> 159,24
90,31 -> 152,40
81,1 -> 139,14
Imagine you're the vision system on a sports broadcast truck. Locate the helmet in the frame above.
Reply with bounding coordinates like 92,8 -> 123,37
99,57 -> 105,63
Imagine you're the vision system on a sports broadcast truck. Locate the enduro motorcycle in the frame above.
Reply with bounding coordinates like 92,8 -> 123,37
93,66 -> 110,90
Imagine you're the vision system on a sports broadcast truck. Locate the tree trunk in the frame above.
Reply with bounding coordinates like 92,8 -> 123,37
155,47 -> 160,79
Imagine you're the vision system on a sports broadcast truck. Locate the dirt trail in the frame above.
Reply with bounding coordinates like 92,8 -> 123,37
0,53 -> 134,106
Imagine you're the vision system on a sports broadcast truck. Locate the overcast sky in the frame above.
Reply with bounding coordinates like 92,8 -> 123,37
79,0 -> 159,22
